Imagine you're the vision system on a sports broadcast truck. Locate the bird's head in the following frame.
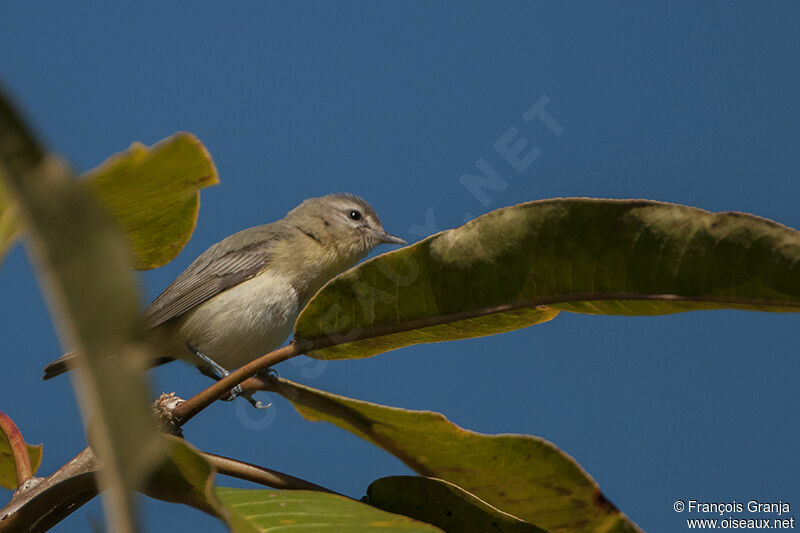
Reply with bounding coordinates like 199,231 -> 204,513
287,193 -> 406,263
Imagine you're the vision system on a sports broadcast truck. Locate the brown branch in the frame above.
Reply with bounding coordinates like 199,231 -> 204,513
1,441 -> 343,532
1,442 -> 341,531
2,342 -> 315,529
0,447 -> 101,533
200,452 -> 339,495
1,340 -> 321,527
0,413 -> 33,488
170,343 -> 304,426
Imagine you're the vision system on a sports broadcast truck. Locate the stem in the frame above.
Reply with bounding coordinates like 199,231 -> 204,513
201,453 -> 339,495
0,413 -> 33,488
1,444 -> 341,532
1,336 -> 338,528
171,343 -> 302,425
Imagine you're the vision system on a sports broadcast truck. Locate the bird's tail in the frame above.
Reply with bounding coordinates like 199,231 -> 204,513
42,352 -> 75,380
42,352 -> 175,380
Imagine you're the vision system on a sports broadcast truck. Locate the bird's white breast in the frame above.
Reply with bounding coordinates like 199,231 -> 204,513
174,271 -> 301,370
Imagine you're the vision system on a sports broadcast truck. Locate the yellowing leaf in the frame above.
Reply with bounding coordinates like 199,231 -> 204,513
81,133 -> 218,270
0,125 -> 217,271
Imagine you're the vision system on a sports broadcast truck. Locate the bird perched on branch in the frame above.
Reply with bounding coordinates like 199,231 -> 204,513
43,193 -> 405,385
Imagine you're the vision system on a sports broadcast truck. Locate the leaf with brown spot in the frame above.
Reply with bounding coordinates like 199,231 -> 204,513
296,199 -> 800,360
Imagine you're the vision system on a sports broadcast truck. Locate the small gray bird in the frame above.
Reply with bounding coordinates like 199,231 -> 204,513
43,193 -> 405,380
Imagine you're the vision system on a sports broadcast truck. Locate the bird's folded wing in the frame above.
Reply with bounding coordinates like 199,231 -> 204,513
143,224 -> 285,328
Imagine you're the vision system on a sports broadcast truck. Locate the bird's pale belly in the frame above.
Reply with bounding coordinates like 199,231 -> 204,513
168,272 -> 301,370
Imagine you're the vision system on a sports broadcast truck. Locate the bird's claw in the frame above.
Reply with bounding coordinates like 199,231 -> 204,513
187,343 -> 272,409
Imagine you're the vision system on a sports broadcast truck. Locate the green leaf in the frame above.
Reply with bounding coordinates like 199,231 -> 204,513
0,131 -> 218,271
367,476 -> 546,532
144,439 -> 435,533
0,442 -> 41,491
0,87 -> 165,531
81,133 -> 219,270
295,198 -> 800,359
215,487 -> 443,532
266,377 -> 640,533
142,436 -> 221,518
0,413 -> 42,490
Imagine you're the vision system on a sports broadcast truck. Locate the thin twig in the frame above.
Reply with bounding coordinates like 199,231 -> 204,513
201,452 -> 340,495
170,343 -> 303,426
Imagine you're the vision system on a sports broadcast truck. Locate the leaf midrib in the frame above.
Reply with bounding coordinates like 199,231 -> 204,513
299,291 -> 800,350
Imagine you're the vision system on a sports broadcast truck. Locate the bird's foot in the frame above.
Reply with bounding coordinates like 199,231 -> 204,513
186,343 -> 272,409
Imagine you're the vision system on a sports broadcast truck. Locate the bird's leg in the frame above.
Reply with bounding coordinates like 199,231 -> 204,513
186,343 -> 271,409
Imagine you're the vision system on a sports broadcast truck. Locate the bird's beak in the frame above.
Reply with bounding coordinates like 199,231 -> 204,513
378,231 -> 407,245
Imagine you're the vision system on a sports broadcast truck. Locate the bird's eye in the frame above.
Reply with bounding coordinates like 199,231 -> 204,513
349,210 -> 362,221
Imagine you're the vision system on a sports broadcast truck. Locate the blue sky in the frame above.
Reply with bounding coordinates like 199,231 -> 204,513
1,2 -> 799,532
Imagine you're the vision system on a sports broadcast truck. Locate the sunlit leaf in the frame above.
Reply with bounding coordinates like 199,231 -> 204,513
266,377 -> 640,533
0,132 -> 218,270
81,133 -> 218,270
215,487 -> 443,532
296,198 -> 800,359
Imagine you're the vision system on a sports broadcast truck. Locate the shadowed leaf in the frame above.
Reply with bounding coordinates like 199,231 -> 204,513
215,487 -> 443,532
367,476 -> 547,532
296,198 -> 800,359
265,377 -> 639,533
0,179 -> 19,263
142,437 -> 221,518
0,85 -> 45,263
